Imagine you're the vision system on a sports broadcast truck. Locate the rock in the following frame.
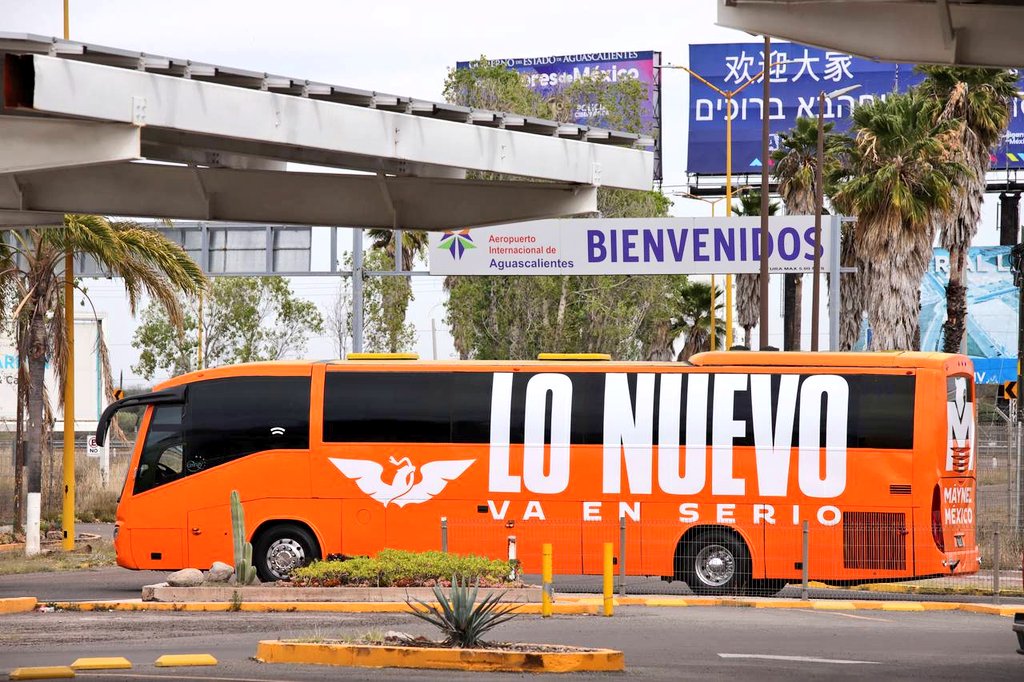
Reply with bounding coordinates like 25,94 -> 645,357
206,562 -> 234,583
167,568 -> 204,587
384,630 -> 415,643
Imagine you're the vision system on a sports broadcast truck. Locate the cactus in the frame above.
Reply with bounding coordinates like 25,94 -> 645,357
230,490 -> 257,585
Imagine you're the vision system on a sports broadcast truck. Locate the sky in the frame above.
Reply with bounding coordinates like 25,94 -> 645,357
0,0 -> 1006,386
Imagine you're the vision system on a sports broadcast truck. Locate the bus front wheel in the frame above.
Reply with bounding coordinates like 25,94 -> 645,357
252,523 -> 320,582
680,529 -> 751,596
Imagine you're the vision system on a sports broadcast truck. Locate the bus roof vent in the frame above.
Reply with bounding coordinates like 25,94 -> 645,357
537,353 -> 611,361
347,353 -> 419,360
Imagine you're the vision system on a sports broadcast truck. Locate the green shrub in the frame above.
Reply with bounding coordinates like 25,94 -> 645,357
290,549 -> 517,588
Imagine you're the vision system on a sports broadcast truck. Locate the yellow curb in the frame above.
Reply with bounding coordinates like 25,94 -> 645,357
0,542 -> 23,553
919,602 -> 961,611
255,640 -> 624,673
0,598 -> 37,614
49,601 -> 595,615
880,602 -> 926,611
958,604 -> 1020,617
153,654 -> 217,667
677,598 -> 724,607
8,667 -> 75,680
613,597 -> 648,606
811,601 -> 858,610
69,657 -> 131,671
751,600 -> 813,609
643,598 -> 694,607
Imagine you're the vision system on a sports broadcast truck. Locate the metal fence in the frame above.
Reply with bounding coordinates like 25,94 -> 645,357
0,390 -> 1022,603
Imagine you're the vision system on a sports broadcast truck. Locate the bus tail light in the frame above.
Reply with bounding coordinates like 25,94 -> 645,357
931,484 -> 945,552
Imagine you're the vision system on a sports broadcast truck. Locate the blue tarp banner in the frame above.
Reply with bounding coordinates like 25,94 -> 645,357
857,246 -> 1018,384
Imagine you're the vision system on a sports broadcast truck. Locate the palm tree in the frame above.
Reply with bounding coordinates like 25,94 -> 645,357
675,280 -> 725,361
366,228 -> 429,272
731,190 -> 779,347
1,215 -> 206,554
918,67 -> 1019,353
772,117 -> 842,351
832,91 -> 965,351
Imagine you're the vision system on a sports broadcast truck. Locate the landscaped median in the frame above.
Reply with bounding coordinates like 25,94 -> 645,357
255,640 -> 624,673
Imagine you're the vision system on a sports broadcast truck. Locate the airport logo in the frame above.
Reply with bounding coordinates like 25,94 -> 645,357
438,230 -> 475,260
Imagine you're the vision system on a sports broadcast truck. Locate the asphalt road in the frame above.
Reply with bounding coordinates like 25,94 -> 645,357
1,606 -> 1021,681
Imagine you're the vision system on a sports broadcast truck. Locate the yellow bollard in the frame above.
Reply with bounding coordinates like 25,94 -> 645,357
541,543 -> 553,618
603,542 -> 614,617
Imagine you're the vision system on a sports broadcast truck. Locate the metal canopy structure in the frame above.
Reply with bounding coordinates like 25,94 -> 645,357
0,33 -> 655,229
717,0 -> 1024,68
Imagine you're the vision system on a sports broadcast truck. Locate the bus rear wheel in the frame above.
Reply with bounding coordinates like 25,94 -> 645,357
253,523 -> 320,582
680,529 -> 751,596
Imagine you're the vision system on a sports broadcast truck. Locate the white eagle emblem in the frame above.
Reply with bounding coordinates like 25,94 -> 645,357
329,456 -> 474,507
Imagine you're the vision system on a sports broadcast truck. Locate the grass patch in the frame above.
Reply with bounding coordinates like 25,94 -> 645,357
0,538 -> 116,576
290,549 -> 518,588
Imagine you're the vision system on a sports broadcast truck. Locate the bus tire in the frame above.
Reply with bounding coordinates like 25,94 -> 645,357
680,529 -> 751,596
252,523 -> 320,582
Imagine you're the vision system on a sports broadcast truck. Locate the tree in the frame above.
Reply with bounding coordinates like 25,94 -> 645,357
326,278 -> 352,358
771,116 -> 843,351
832,91 -> 965,350
0,216 -> 205,554
675,281 -> 725,361
132,276 -> 322,380
441,58 -> 682,361
731,190 -> 779,347
918,66 -> 1018,353
361,250 -> 417,353
366,228 -> 429,272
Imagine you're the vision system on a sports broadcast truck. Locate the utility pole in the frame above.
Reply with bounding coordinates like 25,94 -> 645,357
1012,242 -> 1024,531
351,229 -> 364,353
61,0 -> 76,552
758,35 -> 771,349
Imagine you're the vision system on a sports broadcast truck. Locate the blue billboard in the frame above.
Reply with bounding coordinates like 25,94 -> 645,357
687,42 -> 1024,175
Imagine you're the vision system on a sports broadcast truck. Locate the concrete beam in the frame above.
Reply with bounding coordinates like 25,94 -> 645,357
0,209 -> 63,226
22,54 -> 652,190
0,117 -> 140,173
0,163 -> 597,229
717,0 -> 1024,68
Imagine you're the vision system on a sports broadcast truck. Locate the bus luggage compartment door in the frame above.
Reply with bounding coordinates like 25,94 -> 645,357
342,499 -> 385,556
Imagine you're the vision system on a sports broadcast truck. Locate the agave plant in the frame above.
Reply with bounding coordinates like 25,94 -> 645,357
406,575 -> 521,648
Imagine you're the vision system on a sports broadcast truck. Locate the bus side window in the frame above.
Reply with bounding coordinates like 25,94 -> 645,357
134,405 -> 186,494
187,376 -> 311,470
323,372 -> 452,443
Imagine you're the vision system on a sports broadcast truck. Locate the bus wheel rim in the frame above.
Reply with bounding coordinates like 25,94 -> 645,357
694,544 -> 735,587
267,538 -> 305,577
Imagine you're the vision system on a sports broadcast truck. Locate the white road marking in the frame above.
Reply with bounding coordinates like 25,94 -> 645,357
795,608 -> 892,622
718,653 -> 881,665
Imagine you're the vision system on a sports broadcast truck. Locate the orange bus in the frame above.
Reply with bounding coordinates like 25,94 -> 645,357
97,351 -> 978,593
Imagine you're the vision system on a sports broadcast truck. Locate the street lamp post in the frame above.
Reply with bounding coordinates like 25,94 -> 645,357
659,50 -> 783,350
811,84 -> 861,351
674,192 -> 728,347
